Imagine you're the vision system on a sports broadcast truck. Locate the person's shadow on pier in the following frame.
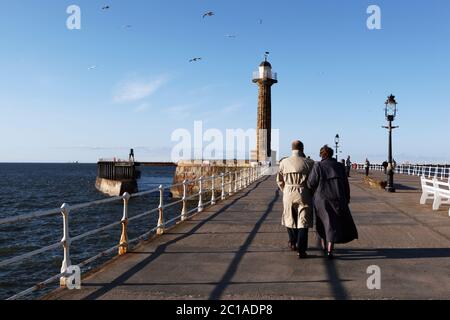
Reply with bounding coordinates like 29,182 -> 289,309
393,184 -> 418,191
334,248 -> 450,260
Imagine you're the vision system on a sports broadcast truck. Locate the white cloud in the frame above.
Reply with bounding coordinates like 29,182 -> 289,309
134,102 -> 151,113
165,104 -> 196,119
113,76 -> 168,103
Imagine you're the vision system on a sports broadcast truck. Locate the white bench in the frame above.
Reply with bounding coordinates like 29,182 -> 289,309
420,176 -> 450,216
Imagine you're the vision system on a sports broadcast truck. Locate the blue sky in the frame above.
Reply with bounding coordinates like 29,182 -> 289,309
0,0 -> 449,163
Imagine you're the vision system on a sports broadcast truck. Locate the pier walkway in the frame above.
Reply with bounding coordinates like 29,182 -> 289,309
45,171 -> 450,300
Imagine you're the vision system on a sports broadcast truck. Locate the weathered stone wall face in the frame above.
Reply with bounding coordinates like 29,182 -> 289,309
170,162 -> 252,198
95,177 -> 138,196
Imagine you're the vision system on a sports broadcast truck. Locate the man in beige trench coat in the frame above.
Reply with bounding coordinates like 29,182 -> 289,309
276,140 -> 315,258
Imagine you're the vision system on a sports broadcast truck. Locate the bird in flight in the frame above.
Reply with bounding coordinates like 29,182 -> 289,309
102,5 -> 110,10
189,58 -> 202,63
87,65 -> 97,70
225,34 -> 237,39
259,19 -> 263,24
122,25 -> 132,29
203,11 -> 215,18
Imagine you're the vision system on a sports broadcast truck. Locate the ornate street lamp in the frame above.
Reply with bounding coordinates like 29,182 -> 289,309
335,134 -> 340,161
383,94 -> 399,193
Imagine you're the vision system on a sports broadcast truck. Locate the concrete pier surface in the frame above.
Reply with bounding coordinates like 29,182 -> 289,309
45,171 -> 450,300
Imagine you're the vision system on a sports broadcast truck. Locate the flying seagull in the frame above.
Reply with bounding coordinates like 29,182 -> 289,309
259,19 -> 263,25
189,57 -> 202,63
225,34 -> 237,38
102,5 -> 110,10
203,11 -> 215,18
122,24 -> 132,29
87,65 -> 97,70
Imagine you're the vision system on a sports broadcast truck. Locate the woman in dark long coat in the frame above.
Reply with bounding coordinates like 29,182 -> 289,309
307,145 -> 358,259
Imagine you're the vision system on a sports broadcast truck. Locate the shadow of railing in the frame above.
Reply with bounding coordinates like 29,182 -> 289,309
208,189 -> 280,300
81,177 -> 271,300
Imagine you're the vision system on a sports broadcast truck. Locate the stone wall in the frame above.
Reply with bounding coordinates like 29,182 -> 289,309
95,177 -> 138,197
170,161 -> 253,198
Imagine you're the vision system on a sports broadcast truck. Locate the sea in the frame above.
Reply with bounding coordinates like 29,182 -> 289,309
0,163 -> 182,300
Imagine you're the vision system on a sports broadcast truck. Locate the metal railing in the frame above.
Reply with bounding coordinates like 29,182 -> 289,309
356,164 -> 450,181
252,71 -> 278,81
0,165 -> 269,300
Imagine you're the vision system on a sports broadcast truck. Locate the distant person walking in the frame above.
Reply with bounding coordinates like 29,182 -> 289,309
364,158 -> 371,176
382,161 -> 388,174
346,156 -> 352,177
307,145 -> 358,259
277,140 -> 315,259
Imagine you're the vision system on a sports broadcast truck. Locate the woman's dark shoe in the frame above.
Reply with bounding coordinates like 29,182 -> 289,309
326,252 -> 334,260
298,252 -> 308,259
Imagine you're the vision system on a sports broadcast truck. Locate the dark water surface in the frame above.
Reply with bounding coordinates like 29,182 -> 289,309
0,163 -> 183,299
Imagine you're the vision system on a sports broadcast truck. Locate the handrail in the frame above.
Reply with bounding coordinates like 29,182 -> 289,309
356,163 -> 450,181
0,164 -> 270,300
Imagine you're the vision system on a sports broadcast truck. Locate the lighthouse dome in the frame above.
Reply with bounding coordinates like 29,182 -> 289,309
260,61 -> 272,68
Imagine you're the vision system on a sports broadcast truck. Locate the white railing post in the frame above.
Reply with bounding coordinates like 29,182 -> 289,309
198,177 -> 204,212
228,173 -> 233,195
238,169 -> 244,190
211,174 -> 216,205
235,171 -> 238,193
60,203 -> 71,287
119,192 -> 131,256
181,180 -> 188,221
221,173 -> 225,200
447,168 -> 450,184
244,170 -> 247,189
157,185 -> 165,235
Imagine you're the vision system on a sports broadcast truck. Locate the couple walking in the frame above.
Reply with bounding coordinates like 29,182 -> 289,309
276,140 -> 358,259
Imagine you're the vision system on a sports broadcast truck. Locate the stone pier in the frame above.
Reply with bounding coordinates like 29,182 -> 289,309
170,160 -> 252,198
45,170 -> 450,300
95,161 -> 140,196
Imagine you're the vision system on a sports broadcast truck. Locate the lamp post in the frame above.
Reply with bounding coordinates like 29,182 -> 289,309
382,94 -> 399,193
335,134 -> 340,161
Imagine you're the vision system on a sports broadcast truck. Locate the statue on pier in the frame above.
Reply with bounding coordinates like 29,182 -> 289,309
129,149 -> 135,162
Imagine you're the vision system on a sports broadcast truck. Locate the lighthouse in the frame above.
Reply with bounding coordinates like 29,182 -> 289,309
252,54 -> 278,163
